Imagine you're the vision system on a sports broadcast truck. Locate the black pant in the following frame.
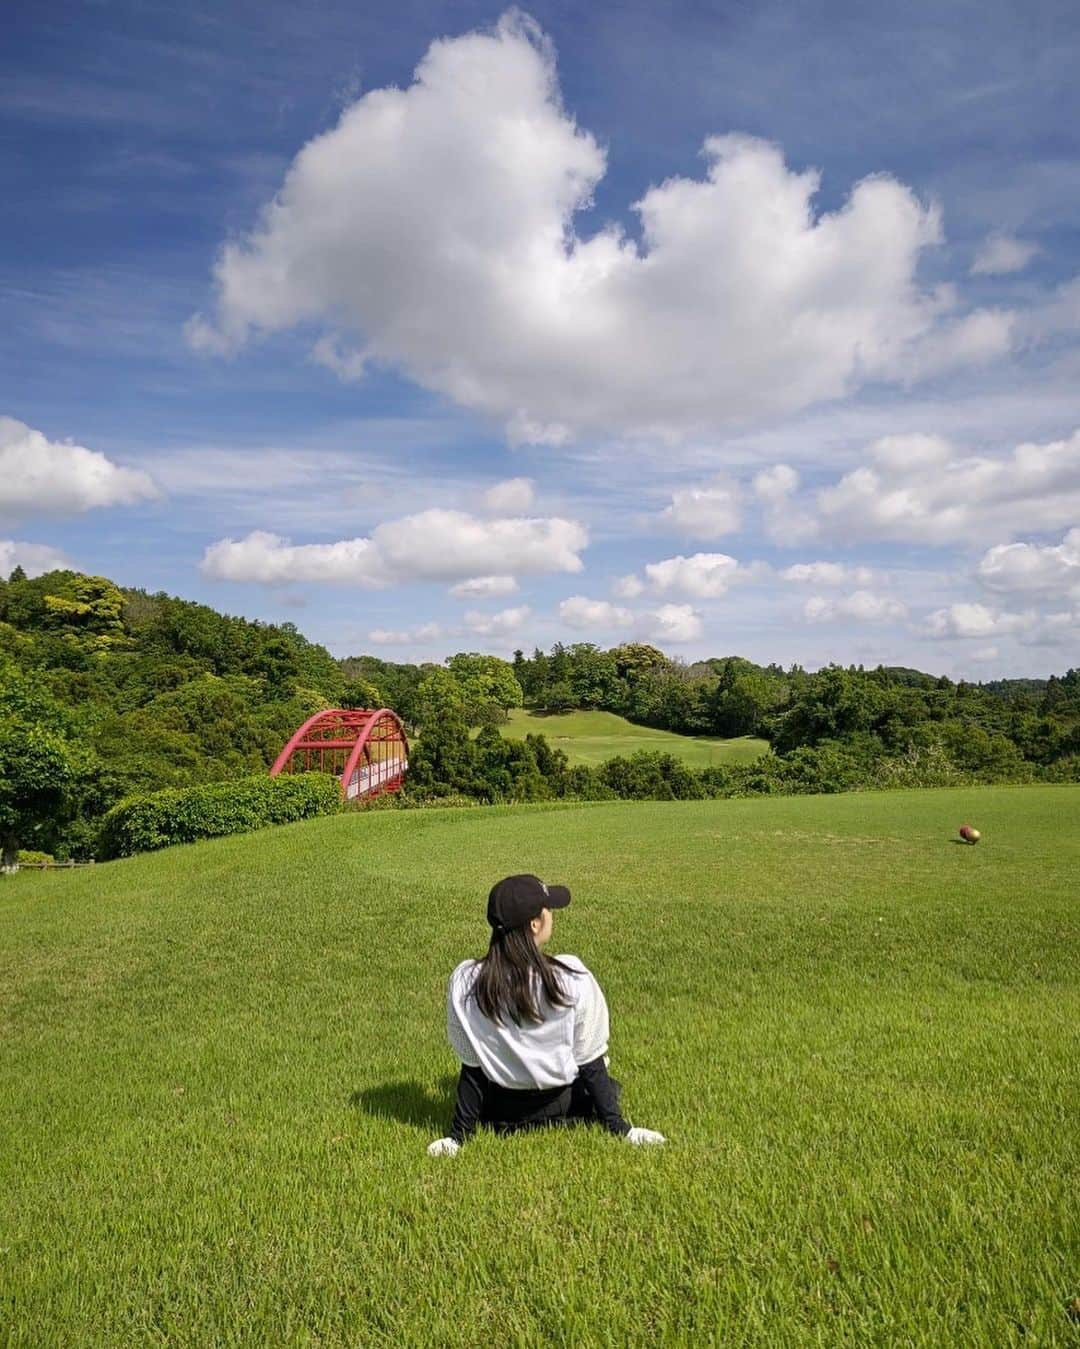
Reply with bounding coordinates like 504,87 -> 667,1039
450,1057 -> 630,1143
485,1072 -> 621,1134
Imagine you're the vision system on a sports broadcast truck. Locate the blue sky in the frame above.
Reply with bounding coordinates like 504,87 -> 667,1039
3,0 -> 1078,674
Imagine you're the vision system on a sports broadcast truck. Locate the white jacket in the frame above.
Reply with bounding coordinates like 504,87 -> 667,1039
446,954 -> 611,1090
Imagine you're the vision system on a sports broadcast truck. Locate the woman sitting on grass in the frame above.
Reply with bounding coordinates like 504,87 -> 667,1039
427,874 -> 667,1156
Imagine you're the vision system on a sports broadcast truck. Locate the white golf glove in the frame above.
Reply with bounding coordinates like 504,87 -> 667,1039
427,1137 -> 460,1157
626,1127 -> 666,1146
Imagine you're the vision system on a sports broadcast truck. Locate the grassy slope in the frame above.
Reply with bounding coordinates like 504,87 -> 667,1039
1,787 -> 1078,1346
498,706 -> 769,767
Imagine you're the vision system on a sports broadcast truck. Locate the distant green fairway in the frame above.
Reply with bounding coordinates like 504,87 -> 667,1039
499,706 -> 769,767
2,787 -> 1078,1345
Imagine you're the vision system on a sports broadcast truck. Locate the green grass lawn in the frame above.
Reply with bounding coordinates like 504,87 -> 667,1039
498,706 -> 769,767
2,787 -> 1078,1346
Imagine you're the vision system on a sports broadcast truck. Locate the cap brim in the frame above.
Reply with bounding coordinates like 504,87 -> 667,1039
545,884 -> 571,909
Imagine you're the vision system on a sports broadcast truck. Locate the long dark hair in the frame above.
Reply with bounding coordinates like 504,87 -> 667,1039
470,925 -> 575,1026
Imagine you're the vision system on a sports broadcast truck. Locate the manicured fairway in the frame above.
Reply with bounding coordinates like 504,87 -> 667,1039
2,787 -> 1078,1346
498,705 -> 769,767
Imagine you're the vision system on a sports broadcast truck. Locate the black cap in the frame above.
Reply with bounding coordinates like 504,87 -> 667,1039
487,874 -> 571,930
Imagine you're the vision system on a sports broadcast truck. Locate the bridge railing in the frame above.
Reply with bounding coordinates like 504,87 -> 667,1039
345,755 -> 408,800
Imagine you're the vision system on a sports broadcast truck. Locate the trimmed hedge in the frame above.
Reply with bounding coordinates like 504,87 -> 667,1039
98,773 -> 342,859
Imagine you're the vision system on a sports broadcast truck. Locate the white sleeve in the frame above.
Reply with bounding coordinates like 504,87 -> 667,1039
571,967 -> 611,1066
446,969 -> 480,1067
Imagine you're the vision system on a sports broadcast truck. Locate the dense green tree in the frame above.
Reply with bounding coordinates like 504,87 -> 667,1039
472,701 -> 511,727
341,676 -> 385,709
598,751 -> 705,801
445,652 -> 524,722
707,661 -> 786,737
269,622 -> 343,697
567,644 -> 620,709
414,668 -> 468,727
0,666 -> 96,868
525,647 -> 550,701
405,686 -> 479,798
339,655 -> 431,726
147,675 -> 275,763
511,648 -> 528,692
627,671 -> 708,734
524,733 -> 570,795
548,642 -> 571,686
772,666 -> 892,752
935,722 -> 1032,781
41,575 -> 127,651
609,643 -> 672,684
473,726 -> 552,801
542,680 -> 575,712
91,709 -> 209,799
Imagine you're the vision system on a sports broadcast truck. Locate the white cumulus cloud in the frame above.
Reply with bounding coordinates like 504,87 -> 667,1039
559,596 -> 634,630
895,307 -> 1015,381
311,334 -> 370,380
646,603 -> 704,643
449,574 -> 519,598
1020,275 -> 1080,342
612,573 -> 645,599
483,478 -> 535,513
203,531 -> 380,586
463,605 -> 531,636
782,561 -> 874,586
971,235 -> 1039,276
369,622 -> 444,645
924,603 -> 1033,640
1022,609 -> 1079,647
644,552 -> 743,598
189,13 -> 1005,443
661,479 -> 741,538
815,429 -> 1080,546
201,508 -> 587,586
0,416 -> 158,520
753,464 -> 818,544
804,590 -> 907,624
753,464 -> 800,503
0,539 -> 73,577
976,529 -> 1080,599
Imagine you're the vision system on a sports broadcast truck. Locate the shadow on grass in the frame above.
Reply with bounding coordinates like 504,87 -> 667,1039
350,1077 -> 457,1132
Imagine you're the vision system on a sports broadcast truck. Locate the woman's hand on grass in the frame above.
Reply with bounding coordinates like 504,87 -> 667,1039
626,1127 -> 666,1146
427,1137 -> 460,1157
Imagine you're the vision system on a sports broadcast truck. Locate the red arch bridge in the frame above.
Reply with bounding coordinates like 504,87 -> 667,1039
270,708 -> 409,800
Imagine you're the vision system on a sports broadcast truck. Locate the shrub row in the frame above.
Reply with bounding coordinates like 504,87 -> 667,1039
395,739 -> 1076,810
17,849 -> 55,865
562,741 -> 1063,803
98,773 -> 342,858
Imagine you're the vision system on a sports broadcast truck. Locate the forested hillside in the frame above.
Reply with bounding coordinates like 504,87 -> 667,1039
0,569 -> 352,862
2,568 -> 1077,863
348,641 -> 1080,768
